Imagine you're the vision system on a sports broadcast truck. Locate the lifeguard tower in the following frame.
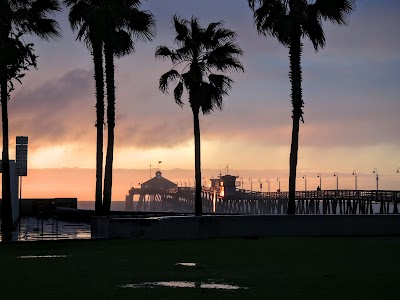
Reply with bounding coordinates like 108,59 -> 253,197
219,174 -> 238,197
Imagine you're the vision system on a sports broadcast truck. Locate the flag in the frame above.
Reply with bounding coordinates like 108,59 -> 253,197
159,161 -> 162,163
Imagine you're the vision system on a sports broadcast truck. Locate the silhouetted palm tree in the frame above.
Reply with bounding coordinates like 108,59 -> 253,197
248,0 -> 355,214
64,0 -> 106,215
101,0 -> 155,214
156,16 -> 244,215
0,0 -> 60,230
64,0 -> 155,215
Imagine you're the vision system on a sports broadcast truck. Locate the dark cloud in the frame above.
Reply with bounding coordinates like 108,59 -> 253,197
9,69 -> 95,149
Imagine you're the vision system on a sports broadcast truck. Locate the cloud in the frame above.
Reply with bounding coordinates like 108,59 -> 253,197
9,69 -> 95,149
8,67 -> 195,150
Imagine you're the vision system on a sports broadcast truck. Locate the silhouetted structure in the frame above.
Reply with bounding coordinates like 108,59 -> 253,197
125,171 -> 177,211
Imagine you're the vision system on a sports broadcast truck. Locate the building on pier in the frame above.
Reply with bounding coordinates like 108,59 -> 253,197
218,174 -> 239,197
141,171 -> 177,192
125,171 -> 177,211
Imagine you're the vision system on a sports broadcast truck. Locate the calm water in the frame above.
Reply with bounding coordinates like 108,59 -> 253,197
78,201 -> 126,211
0,217 -> 91,242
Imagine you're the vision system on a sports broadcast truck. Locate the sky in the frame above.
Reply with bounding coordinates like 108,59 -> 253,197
1,0 -> 400,200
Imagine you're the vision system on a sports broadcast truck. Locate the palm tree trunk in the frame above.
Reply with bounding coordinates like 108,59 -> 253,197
92,41 -> 104,216
192,106 -> 202,215
1,71 -> 13,230
287,32 -> 303,215
103,43 -> 115,214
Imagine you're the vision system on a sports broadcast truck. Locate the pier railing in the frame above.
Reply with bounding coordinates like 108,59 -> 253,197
127,188 -> 399,215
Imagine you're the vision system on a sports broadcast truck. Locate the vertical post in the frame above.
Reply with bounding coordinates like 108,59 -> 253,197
352,170 -> 357,190
317,173 -> 322,190
149,164 -> 151,179
334,172 -> 339,190
373,168 -> 378,191
19,176 -> 22,218
302,175 -> 307,192
18,176 -> 22,233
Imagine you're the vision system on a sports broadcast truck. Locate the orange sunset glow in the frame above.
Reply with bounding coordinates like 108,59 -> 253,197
1,0 -> 399,203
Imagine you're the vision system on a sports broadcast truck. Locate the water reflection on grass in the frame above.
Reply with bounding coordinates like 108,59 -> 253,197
175,262 -> 197,267
18,255 -> 69,259
119,281 -> 247,290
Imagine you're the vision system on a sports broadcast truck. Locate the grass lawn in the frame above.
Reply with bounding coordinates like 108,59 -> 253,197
0,236 -> 399,299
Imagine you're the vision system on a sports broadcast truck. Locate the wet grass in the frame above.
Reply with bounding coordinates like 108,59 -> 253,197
1,236 -> 399,299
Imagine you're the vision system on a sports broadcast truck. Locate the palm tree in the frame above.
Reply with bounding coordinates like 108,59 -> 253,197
248,0 -> 355,214
101,0 -> 155,214
156,16 -> 244,215
0,0 -> 60,230
64,0 -> 106,215
64,0 -> 155,215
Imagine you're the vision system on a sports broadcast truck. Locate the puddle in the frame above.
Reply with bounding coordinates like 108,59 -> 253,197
18,255 -> 69,259
175,262 -> 196,267
119,281 -> 247,290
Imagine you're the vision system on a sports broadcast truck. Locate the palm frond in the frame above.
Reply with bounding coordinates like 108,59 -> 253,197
27,17 -> 61,40
314,0 -> 355,25
173,81 -> 184,106
303,6 -> 325,51
126,9 -> 156,42
112,30 -> 134,57
205,42 -> 244,72
208,74 -> 233,97
159,69 -> 181,93
155,45 -> 183,63
250,0 -> 290,45
173,15 -> 189,43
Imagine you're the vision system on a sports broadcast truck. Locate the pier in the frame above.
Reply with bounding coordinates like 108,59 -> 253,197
126,187 -> 400,215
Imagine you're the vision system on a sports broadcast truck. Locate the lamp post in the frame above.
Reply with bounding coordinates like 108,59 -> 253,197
397,167 -> 399,173
317,173 -> 322,190
258,178 -> 262,193
333,172 -> 339,190
149,164 -> 152,179
276,177 -> 281,192
158,161 -> 162,171
249,177 -> 253,193
352,170 -> 358,190
240,177 -> 243,189
302,175 -> 307,191
373,168 -> 378,191
266,178 -> 270,193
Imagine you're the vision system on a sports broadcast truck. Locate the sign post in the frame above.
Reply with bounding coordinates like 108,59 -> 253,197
16,136 -> 28,220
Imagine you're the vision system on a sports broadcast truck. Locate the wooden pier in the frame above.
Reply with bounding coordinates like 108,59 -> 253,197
126,187 -> 399,215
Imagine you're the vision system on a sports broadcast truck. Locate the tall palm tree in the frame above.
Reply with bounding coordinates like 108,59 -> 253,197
156,16 -> 244,215
248,0 -> 355,214
64,0 -> 155,215
0,0 -> 60,230
101,0 -> 155,214
64,0 -> 106,215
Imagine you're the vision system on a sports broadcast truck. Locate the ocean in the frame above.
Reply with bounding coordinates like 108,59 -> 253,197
78,201 -> 126,211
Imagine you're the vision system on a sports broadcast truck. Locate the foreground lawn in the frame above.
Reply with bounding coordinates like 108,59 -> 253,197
0,237 -> 399,299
